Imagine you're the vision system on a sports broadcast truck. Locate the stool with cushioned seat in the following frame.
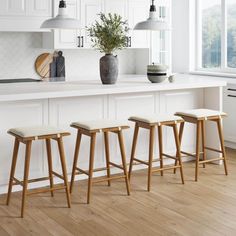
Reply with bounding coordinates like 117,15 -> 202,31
175,109 -> 228,181
70,119 -> 130,204
6,126 -> 71,218
128,114 -> 185,191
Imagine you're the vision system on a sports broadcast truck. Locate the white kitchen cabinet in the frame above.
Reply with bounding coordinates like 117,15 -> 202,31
107,89 -> 204,169
0,100 -> 48,185
0,0 -> 51,16
223,84 -> 236,144
27,0 -> 51,17
49,96 -> 108,171
43,0 -> 172,52
108,92 -> 158,165
51,0 -> 80,49
160,89 -> 204,154
80,0 -> 104,48
128,0 -> 149,48
0,0 -> 52,31
0,0 -> 26,16
43,0 -> 103,49
104,0 -> 128,20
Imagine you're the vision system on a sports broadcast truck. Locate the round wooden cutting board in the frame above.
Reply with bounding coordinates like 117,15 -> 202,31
35,53 -> 54,79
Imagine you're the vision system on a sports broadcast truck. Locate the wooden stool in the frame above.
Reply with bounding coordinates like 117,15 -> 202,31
175,109 -> 228,181
70,119 -> 130,203
6,126 -> 71,218
129,114 -> 185,191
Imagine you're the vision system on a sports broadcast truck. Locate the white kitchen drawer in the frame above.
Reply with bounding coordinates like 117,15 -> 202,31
223,84 -> 236,143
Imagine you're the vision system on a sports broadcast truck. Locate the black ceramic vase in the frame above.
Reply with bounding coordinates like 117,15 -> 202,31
100,54 -> 118,84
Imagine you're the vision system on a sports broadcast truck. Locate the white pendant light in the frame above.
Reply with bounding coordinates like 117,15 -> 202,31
134,0 -> 170,31
41,0 -> 80,29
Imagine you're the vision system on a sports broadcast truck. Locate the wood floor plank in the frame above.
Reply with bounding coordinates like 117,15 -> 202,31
0,148 -> 235,235
0,224 -> 9,236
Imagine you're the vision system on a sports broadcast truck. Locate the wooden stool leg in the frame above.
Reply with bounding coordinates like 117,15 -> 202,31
6,138 -> 20,205
217,118 -> 228,175
70,131 -> 82,193
87,133 -> 96,204
21,140 -> 32,218
46,139 -> 54,197
148,126 -> 155,192
104,132 -> 111,186
173,124 -> 185,184
117,130 -> 130,196
201,120 -> 206,168
57,137 -> 71,208
128,123 -> 139,180
157,125 -> 164,176
174,122 -> 184,174
195,121 -> 201,182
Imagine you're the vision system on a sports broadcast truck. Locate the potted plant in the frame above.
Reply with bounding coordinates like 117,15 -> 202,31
88,13 -> 129,84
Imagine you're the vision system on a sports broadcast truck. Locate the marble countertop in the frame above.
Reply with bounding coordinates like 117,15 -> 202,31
0,74 -> 227,102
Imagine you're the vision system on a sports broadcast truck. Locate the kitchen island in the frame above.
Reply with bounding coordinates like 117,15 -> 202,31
0,74 -> 226,193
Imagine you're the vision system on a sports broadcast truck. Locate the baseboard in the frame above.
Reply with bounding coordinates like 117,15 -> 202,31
225,141 -> 236,150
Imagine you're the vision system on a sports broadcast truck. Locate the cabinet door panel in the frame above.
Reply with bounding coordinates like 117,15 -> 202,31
160,89 -> 204,153
0,100 -> 48,184
54,0 -> 79,48
108,93 -> 158,165
104,0 -> 128,20
0,0 -> 26,15
128,0 -> 149,48
27,0 -> 51,16
49,96 -> 107,172
80,0 -> 103,48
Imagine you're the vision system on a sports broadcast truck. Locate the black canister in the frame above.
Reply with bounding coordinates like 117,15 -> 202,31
56,51 -> 66,78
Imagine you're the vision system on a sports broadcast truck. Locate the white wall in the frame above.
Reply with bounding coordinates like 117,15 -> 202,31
172,0 -> 195,73
0,32 -> 142,80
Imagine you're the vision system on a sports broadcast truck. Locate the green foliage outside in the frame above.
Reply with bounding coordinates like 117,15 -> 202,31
202,4 -> 236,68
227,6 -> 236,68
87,13 -> 129,55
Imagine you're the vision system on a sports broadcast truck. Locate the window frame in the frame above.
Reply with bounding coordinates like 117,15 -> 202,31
196,0 -> 236,73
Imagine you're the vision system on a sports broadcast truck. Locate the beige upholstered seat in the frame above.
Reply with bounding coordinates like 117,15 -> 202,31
175,109 -> 227,119
129,114 -> 183,124
8,126 -> 69,138
71,119 -> 129,131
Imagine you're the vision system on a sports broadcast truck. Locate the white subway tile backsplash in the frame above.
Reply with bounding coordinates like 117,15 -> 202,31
0,32 -> 137,80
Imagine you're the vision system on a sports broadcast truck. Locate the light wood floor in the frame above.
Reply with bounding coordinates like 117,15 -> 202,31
0,148 -> 236,236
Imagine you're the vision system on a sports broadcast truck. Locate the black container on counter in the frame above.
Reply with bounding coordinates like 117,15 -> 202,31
56,51 -> 66,78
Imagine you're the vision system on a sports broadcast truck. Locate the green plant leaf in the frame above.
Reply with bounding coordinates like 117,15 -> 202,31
87,13 -> 129,54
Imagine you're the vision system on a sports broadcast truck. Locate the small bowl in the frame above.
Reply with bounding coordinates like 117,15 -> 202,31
168,74 -> 176,83
147,74 -> 167,83
147,63 -> 168,83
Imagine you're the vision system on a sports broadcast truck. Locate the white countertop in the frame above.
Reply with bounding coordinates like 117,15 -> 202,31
189,71 -> 236,84
0,74 -> 227,102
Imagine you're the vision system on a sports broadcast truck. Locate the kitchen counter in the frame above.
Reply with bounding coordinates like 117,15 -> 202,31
0,74 -> 226,194
189,72 -> 236,84
0,74 -> 226,102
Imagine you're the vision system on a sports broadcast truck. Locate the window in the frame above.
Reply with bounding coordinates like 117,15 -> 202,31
151,2 -> 171,68
227,0 -> 236,68
197,0 -> 236,72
